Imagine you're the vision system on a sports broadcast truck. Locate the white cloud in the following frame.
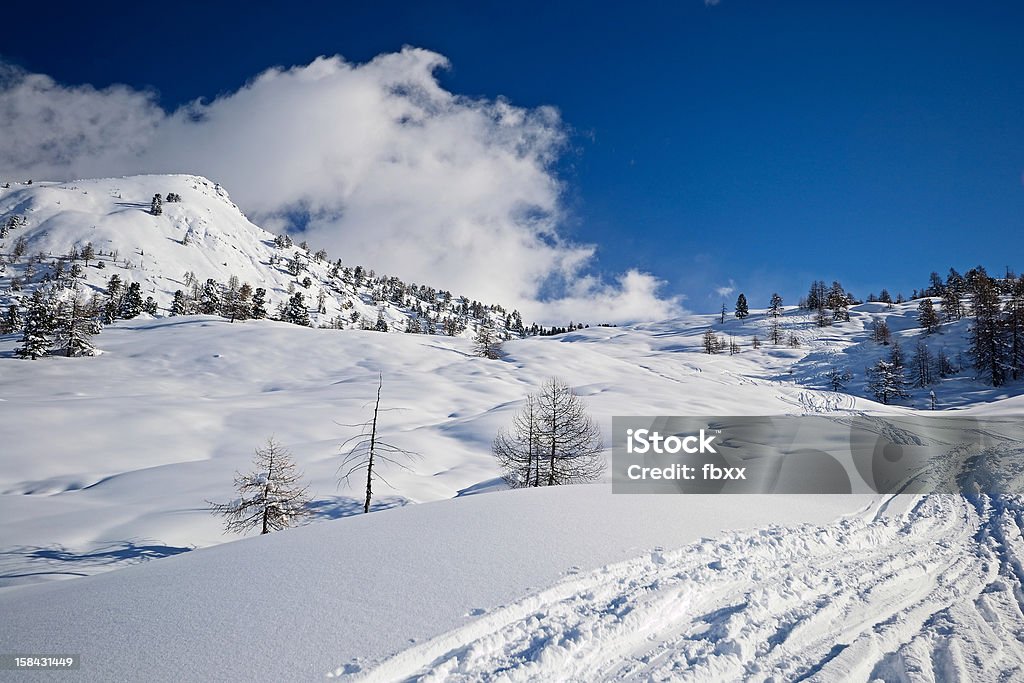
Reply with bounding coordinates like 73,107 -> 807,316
0,49 -> 683,324
714,279 -> 736,298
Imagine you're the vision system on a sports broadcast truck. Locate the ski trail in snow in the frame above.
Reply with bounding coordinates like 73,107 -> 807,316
333,493 -> 1024,682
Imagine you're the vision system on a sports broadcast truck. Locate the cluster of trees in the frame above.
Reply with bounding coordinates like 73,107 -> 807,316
10,289 -> 101,359
492,378 -> 604,487
865,321 -> 957,403
170,273 -> 269,323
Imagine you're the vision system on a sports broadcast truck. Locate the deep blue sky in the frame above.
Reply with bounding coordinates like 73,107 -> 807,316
5,1 -> 1023,311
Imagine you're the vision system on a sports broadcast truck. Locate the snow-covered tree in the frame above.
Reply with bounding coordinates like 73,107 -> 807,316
55,296 -> 99,357
15,290 -> 54,360
867,359 -> 909,404
1,304 -> 22,334
281,292 -> 310,326
209,437 -> 311,535
150,193 -> 163,216
734,293 -> 749,319
169,290 -> 190,316
198,279 -> 221,316
120,282 -> 144,319
374,310 -> 388,332
768,293 -> 783,318
251,288 -> 268,319
970,271 -> 1005,386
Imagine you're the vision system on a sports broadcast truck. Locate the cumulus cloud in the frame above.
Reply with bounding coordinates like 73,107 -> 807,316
0,49 -> 683,324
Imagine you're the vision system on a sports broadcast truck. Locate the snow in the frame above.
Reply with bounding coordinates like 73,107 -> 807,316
0,486 -> 878,681
4,175 -> 1024,680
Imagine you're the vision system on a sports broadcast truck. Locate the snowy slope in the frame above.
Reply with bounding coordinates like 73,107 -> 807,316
4,175 -> 1024,681
0,175 -> 517,334
0,486 -> 881,681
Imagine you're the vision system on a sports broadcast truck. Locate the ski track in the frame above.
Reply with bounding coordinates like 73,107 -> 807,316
332,492 -> 1024,682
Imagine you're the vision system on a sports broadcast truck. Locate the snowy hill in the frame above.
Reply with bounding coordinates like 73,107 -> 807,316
4,175 -> 1024,680
0,175 -> 526,336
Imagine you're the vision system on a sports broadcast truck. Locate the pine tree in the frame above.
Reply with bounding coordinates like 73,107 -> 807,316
282,292 -> 310,326
737,294 -> 753,321
208,437 -> 311,535
120,282 -> 144,319
768,318 -> 782,344
374,311 -> 388,332
1004,278 -> 1024,381
917,298 -> 940,333
826,368 -> 852,391
871,319 -> 892,345
143,297 -> 158,315
251,288 -> 268,319
768,293 -> 783,318
867,359 -> 909,404
970,272 -> 1006,386
80,242 -> 95,267
1,304 -> 22,334
15,290 -> 54,360
198,279 -> 221,315
170,290 -> 190,316
150,194 -> 163,216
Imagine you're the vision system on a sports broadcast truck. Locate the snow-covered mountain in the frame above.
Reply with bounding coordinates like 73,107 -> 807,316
3,175 -> 1024,681
0,175 -> 526,336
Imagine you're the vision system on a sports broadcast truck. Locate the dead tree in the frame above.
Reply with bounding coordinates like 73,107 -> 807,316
338,374 -> 419,513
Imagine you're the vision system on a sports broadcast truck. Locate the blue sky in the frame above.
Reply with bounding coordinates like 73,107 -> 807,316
3,1 -> 1023,315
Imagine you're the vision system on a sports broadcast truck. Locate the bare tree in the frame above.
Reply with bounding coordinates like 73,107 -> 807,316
494,377 -> 604,487
338,374 -> 419,513
493,394 -> 542,487
209,437 -> 310,535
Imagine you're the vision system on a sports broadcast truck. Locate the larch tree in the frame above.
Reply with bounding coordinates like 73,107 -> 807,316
534,377 -> 604,486
209,437 -> 311,535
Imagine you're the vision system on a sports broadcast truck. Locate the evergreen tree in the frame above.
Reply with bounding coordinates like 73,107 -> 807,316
768,293 -> 783,318
282,292 -> 311,326
80,242 -> 95,267
120,282 -> 144,319
15,290 -> 54,360
251,288 -> 268,319
170,290 -> 190,316
867,359 -> 909,404
1005,278 -> 1024,381
374,310 -> 388,332
826,368 -> 852,391
735,293 -> 749,319
970,272 -> 1006,386
150,193 -> 163,216
917,297 -> 940,333
143,297 -> 159,315
1,304 -> 22,334
768,318 -> 782,344
198,279 -> 221,315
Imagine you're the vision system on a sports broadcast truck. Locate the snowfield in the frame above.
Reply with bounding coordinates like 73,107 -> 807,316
3,175 -> 1024,681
